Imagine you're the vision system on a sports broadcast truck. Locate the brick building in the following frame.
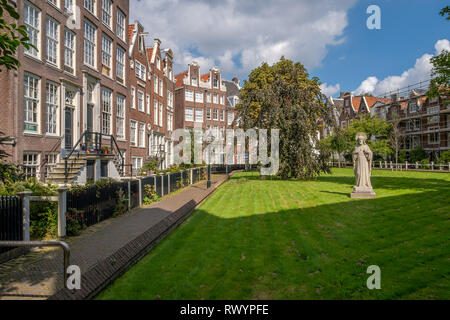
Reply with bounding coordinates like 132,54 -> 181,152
0,0 -> 131,182
174,62 -> 238,163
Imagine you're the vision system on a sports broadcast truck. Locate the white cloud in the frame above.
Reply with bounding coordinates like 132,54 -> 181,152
320,83 -> 341,97
130,0 -> 356,79
353,39 -> 449,96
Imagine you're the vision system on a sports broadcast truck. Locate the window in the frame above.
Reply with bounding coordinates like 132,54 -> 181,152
116,95 -> 125,140
116,9 -> 125,41
428,132 -> 439,144
45,153 -> 59,178
428,106 -> 439,114
130,120 -> 137,146
101,34 -> 112,75
159,79 -> 163,96
227,112 -> 234,125
156,56 -> 161,70
213,77 -> 218,88
192,77 -> 197,86
213,94 -> 218,104
409,100 -> 418,113
159,103 -> 163,127
213,108 -> 218,120
84,20 -> 96,67
195,108 -> 203,123
185,90 -> 194,102
84,0 -> 95,14
23,153 -> 39,179
46,82 -> 59,134
185,107 -> 194,122
154,75 -> 158,93
48,0 -> 58,7
153,100 -> 158,125
101,88 -> 112,134
220,110 -> 225,121
167,91 -> 173,109
46,17 -> 59,65
206,93 -> 211,103
195,92 -> 203,103
146,95 -> 151,114
116,46 -> 125,80
135,60 -> 146,81
429,115 -> 440,124
101,0 -> 112,27
64,28 -> 75,70
24,73 -> 40,132
132,157 -> 143,174
24,2 -> 40,57
64,0 -> 73,13
139,123 -> 145,147
206,108 -> 211,120
137,90 -> 144,112
220,95 -> 225,105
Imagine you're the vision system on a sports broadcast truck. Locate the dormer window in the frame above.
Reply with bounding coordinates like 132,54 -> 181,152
192,77 -> 197,86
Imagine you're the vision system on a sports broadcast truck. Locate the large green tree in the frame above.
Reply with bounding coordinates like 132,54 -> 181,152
236,57 -> 334,180
0,0 -> 34,71
427,6 -> 450,102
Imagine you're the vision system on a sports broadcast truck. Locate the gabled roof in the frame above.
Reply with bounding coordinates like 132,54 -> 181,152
146,48 -> 153,64
351,97 -> 361,112
201,73 -> 210,82
175,72 -> 188,88
364,96 -> 391,109
128,25 -> 134,44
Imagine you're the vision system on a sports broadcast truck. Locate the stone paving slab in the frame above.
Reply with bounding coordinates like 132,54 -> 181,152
0,174 -> 230,300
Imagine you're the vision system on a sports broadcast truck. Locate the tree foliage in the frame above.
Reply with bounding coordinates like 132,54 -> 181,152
236,57 -> 334,180
0,0 -> 35,71
428,6 -> 450,102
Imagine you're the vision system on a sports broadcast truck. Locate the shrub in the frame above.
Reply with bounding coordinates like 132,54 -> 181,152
143,184 -> 160,205
66,208 -> 86,236
30,201 -> 58,239
113,188 -> 128,217
438,150 -> 450,164
0,178 -> 57,196
410,147 -> 428,163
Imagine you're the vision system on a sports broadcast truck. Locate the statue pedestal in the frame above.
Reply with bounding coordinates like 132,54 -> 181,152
351,186 -> 376,199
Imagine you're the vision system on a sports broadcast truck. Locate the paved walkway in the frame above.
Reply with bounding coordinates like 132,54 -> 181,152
0,174 -> 229,300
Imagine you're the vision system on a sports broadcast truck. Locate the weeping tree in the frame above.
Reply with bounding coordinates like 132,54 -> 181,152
236,57 -> 334,180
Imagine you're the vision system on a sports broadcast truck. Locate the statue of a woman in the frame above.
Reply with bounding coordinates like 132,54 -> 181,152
351,132 -> 376,198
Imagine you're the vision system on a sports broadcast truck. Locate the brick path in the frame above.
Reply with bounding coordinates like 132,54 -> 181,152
0,174 -> 229,300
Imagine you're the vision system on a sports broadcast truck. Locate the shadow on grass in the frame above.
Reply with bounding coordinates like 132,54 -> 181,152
97,173 -> 450,300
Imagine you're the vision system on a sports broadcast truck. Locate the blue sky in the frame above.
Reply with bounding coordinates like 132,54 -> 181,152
315,0 -> 449,96
131,0 -> 449,97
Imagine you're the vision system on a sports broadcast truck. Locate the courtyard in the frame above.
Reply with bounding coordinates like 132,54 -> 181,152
97,168 -> 450,300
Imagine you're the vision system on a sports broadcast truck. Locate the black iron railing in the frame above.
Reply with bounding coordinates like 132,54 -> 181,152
64,131 -> 125,183
0,196 -> 23,254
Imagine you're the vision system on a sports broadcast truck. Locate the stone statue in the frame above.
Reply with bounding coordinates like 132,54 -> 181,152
351,132 -> 376,199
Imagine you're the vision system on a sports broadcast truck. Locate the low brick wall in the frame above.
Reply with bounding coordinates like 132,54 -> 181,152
49,172 -> 233,300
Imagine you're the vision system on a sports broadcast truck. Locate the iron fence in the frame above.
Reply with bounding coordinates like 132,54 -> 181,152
0,196 -> 23,254
67,182 -> 128,228
130,180 -> 139,209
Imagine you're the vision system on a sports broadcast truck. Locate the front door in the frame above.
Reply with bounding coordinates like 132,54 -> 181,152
86,104 -> 94,149
64,108 -> 73,150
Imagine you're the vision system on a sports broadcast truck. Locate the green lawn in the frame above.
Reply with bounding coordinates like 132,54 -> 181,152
97,169 -> 450,300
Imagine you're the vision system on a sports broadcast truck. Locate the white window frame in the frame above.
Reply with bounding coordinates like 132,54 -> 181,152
46,81 -> 59,135
84,20 -> 96,68
138,122 -> 145,148
137,90 -> 144,112
116,9 -> 126,41
24,73 -> 40,133
185,90 -> 194,102
195,91 -> 203,103
195,108 -> 203,123
23,153 -> 40,179
146,94 -> 151,114
131,86 -> 136,109
154,75 -> 158,94
64,28 -> 75,70
227,112 -> 234,126
101,0 -> 112,28
116,94 -> 125,140
130,120 -> 137,146
46,16 -> 59,66
159,103 -> 163,127
135,60 -> 146,81
24,1 -> 40,58
185,107 -> 194,122
101,87 -> 112,135
116,45 -> 125,80
101,33 -> 112,75
84,0 -> 96,15
159,79 -> 163,96
213,94 -> 218,104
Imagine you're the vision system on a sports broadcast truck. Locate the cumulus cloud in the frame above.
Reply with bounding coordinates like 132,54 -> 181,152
320,83 -> 341,97
353,39 -> 449,96
130,0 -> 356,79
